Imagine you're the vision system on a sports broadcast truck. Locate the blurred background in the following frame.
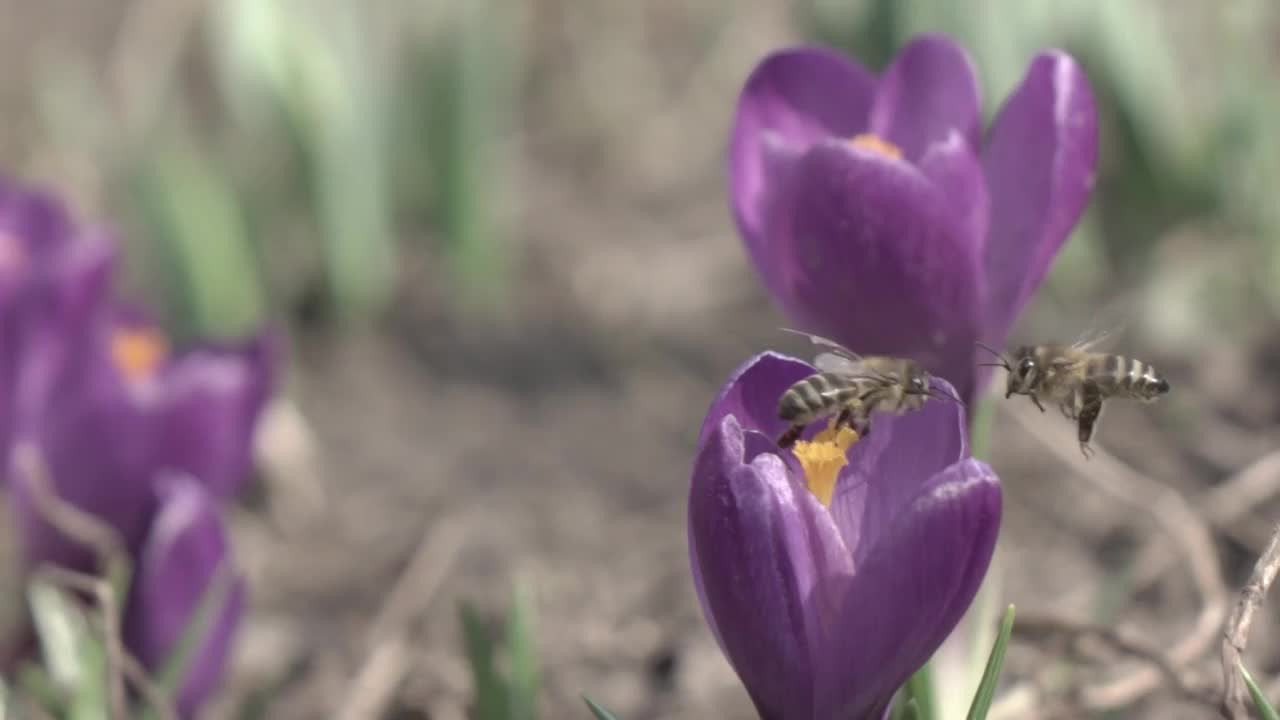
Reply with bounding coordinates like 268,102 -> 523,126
2,0 -> 1280,717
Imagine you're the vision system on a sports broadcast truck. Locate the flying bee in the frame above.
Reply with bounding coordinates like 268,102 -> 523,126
775,330 -> 961,448
978,337 -> 1171,459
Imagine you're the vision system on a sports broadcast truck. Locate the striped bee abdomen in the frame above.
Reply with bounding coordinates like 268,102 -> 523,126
1089,355 -> 1171,400
778,372 -> 860,423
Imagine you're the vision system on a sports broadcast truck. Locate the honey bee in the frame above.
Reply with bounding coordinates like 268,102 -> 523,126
978,336 -> 1171,459
776,331 -> 960,448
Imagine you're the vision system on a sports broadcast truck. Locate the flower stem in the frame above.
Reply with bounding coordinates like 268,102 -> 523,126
967,394 -> 995,461
903,663 -> 936,720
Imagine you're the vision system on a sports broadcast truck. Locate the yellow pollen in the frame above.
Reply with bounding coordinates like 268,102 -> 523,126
848,133 -> 903,161
790,419 -> 860,507
111,329 -> 170,382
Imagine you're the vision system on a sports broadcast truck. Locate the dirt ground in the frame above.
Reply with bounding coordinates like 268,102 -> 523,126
4,2 -> 1280,719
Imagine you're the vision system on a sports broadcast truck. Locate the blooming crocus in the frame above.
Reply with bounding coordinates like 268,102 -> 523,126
0,177 -> 272,715
729,34 -> 1098,403
689,352 -> 1001,719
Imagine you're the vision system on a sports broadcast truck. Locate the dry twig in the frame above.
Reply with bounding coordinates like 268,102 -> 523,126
1014,613 -> 1216,710
1220,520 -> 1280,719
334,513 -> 469,720
991,403 -> 1228,716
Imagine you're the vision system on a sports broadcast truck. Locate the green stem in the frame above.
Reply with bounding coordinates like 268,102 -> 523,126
903,663 -> 936,720
968,394 -> 996,461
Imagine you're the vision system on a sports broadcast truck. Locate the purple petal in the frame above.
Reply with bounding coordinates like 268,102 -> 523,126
827,377 -> 968,560
688,414 -> 852,719
981,50 -> 1098,343
867,34 -> 983,162
918,131 -> 990,259
814,459 -> 1001,718
730,46 -> 875,286
0,179 -> 76,263
150,333 -> 276,499
124,475 -> 244,718
760,138 -> 984,400
698,351 -> 814,448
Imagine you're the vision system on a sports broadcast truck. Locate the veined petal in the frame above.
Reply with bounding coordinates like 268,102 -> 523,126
981,50 -> 1098,343
689,414 -> 852,719
763,138 -> 984,401
867,34 -> 983,163
815,459 -> 1001,719
124,475 -> 245,718
827,377 -> 968,561
730,46 -> 875,282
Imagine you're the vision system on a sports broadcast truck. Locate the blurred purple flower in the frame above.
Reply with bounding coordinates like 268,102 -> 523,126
0,177 -> 272,715
689,352 -> 1001,719
729,34 -> 1098,402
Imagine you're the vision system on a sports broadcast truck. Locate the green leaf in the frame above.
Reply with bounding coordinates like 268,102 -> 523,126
506,579 -> 540,720
966,605 -> 1016,720
1240,660 -> 1280,720
461,601 -> 508,720
581,694 -> 620,720
27,580 -> 108,720
902,664 -> 935,720
16,663 -> 63,715
900,698 -> 921,720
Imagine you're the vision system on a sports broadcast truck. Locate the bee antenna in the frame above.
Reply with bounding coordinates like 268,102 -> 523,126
974,341 -> 1010,369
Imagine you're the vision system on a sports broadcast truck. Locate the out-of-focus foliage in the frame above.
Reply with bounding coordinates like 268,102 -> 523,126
31,0 -> 520,339
800,0 -> 1280,353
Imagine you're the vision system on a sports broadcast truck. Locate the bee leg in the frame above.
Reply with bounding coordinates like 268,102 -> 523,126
777,424 -> 803,449
834,408 -> 855,431
1030,394 -> 1046,413
1076,383 -> 1105,460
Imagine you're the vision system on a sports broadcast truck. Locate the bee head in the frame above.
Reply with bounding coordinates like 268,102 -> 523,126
1006,348 -> 1041,398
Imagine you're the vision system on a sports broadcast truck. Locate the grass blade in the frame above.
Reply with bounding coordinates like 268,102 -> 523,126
1240,660 -> 1280,720
966,605 -> 1016,720
506,579 -> 540,720
461,602 -> 508,720
581,694 -> 620,720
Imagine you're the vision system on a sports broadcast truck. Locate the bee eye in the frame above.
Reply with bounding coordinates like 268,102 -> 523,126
911,377 -> 926,391
1018,358 -> 1036,375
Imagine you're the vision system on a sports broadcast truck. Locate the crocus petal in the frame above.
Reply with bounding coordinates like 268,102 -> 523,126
762,138 -> 984,399
827,377 -> 968,561
730,46 -> 875,278
918,131 -> 990,259
815,459 -> 1001,719
0,179 -> 75,262
689,414 -> 853,719
981,50 -> 1098,342
866,33 -> 983,162
151,333 -> 276,499
698,351 -> 813,447
124,474 -> 245,719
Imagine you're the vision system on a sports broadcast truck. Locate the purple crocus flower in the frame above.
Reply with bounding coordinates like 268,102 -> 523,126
729,34 -> 1098,402
0,177 -> 272,715
689,352 -> 1001,719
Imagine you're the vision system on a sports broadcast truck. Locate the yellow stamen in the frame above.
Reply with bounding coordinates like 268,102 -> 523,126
791,419 -> 860,507
111,328 -> 170,382
848,133 -> 903,161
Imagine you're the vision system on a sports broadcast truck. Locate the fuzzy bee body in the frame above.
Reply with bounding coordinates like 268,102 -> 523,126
774,336 -> 949,448
993,342 -> 1171,458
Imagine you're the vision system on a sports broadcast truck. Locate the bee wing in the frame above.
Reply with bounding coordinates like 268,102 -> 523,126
1070,297 -> 1134,353
813,352 -> 864,375
779,328 -> 863,361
